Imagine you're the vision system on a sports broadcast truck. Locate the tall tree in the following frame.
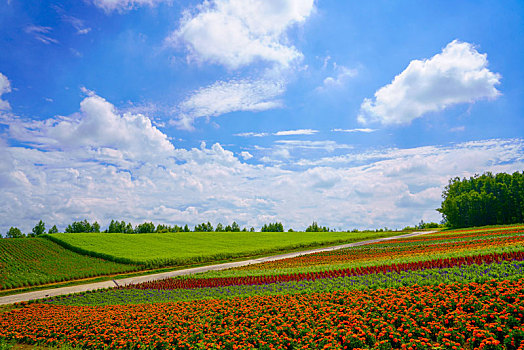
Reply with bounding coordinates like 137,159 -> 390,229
32,220 -> 45,236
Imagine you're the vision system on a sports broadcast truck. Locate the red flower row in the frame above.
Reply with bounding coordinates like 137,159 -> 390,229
126,250 -> 524,291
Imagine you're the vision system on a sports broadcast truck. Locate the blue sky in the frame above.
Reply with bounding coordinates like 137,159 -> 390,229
0,0 -> 523,233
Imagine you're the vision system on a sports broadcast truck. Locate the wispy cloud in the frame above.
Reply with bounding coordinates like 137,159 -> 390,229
275,140 -> 352,152
91,0 -> 165,13
332,128 -> 376,133
62,15 -> 91,35
450,126 -> 466,132
274,129 -> 318,136
172,79 -> 284,130
316,64 -> 358,92
25,25 -> 59,44
235,129 -> 318,137
234,132 -> 269,137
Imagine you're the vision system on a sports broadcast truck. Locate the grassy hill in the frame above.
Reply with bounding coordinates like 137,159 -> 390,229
0,238 -> 139,290
44,230 -> 405,268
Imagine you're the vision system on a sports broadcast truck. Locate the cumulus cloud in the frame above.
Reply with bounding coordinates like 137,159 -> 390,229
173,79 -> 284,130
1,128 -> 523,233
358,40 -> 501,125
2,95 -> 523,233
91,0 -> 164,13
10,93 -> 174,160
0,73 -> 11,110
169,0 -> 315,69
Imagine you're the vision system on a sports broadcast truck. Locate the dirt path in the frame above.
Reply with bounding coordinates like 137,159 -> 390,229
0,230 -> 435,305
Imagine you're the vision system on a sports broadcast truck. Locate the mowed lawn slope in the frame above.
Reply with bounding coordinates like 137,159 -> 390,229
45,230 -> 405,268
0,238 -> 139,290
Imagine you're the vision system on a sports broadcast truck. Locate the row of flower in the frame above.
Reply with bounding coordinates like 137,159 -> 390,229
235,228 -> 524,271
2,280 -> 523,349
124,250 -> 524,291
45,260 -> 524,306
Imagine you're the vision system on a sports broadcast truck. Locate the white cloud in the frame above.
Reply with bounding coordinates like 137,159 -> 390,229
173,79 -> 284,130
62,15 -> 91,35
358,40 -> 501,125
169,0 -> 315,69
91,0 -> 164,13
9,93 -> 174,161
234,132 -> 269,137
275,140 -> 352,152
24,25 -> 59,44
2,94 -> 523,233
274,129 -> 318,136
317,64 -> 358,91
0,73 -> 11,110
332,128 -> 376,133
235,129 -> 318,137
450,126 -> 466,132
240,151 -> 253,160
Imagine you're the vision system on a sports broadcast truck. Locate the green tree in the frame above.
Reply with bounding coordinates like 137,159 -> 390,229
261,222 -> 284,232
32,220 -> 46,236
231,221 -> 240,232
48,225 -> 58,234
92,222 -> 100,233
134,222 -> 155,233
65,220 -> 100,233
305,221 -> 329,232
125,223 -> 134,233
6,227 -> 24,238
438,171 -> 524,228
156,224 -> 170,233
172,225 -> 183,232
194,222 -> 213,232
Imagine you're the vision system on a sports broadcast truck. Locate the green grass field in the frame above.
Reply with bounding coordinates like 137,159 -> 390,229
45,230 -> 406,268
0,238 -> 139,290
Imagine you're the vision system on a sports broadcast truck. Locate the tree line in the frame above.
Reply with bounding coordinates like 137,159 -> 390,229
6,219 -> 390,238
5,220 -> 299,237
438,171 -> 524,228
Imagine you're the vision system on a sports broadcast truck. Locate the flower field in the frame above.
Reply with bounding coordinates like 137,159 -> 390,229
1,225 -> 523,349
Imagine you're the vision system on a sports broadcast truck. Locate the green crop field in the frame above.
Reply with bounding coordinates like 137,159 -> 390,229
0,238 -> 139,290
45,230 -> 406,268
